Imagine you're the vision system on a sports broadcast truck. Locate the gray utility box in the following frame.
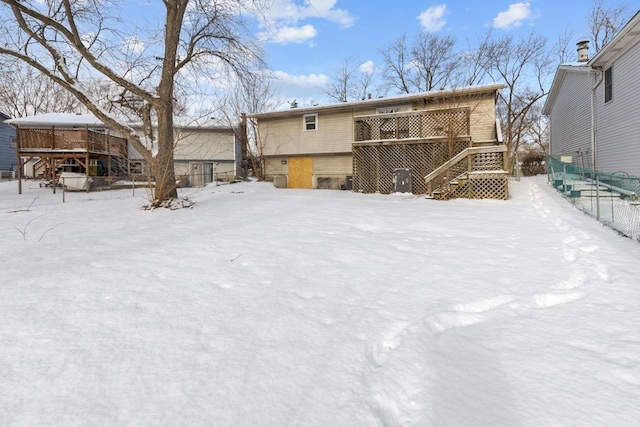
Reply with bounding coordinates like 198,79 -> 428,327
393,168 -> 412,193
273,175 -> 288,188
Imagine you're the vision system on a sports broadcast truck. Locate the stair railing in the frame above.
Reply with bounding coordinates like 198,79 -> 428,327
425,145 -> 507,196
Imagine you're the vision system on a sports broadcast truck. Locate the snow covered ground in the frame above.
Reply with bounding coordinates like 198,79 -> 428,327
1,176 -> 639,426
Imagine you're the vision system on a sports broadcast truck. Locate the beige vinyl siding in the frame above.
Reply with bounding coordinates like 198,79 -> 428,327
260,110 -> 358,156
408,94 -> 497,142
595,41 -> 640,176
469,96 -> 499,142
173,130 -> 235,161
264,155 -> 352,182
548,71 -> 592,160
264,157 -> 288,178
259,92 -> 499,158
313,155 -> 352,175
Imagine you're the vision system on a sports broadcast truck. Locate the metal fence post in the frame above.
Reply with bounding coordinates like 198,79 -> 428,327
595,173 -> 600,220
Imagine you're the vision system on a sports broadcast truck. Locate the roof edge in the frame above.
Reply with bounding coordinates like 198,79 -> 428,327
247,83 -> 506,118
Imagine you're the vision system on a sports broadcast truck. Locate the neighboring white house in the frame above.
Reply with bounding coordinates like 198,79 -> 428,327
128,119 -> 242,186
543,11 -> 640,176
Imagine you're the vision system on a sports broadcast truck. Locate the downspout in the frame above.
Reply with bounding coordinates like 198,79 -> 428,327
590,68 -> 603,170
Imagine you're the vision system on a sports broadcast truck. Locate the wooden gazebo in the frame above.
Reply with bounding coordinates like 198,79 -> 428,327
7,113 -> 128,193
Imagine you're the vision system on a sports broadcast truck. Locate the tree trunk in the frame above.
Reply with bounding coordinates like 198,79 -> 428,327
153,105 -> 178,203
149,0 -> 183,205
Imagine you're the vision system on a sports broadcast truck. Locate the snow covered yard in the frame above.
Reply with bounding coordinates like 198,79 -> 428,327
1,176 -> 639,426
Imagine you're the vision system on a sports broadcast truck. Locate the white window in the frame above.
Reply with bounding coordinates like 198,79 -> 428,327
304,114 -> 317,131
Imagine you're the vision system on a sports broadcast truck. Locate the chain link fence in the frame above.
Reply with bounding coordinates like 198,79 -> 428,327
547,155 -> 640,241
0,177 -> 148,212
1,170 -> 238,212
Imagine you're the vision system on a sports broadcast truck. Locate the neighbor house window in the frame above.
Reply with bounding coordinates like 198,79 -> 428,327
304,114 -> 317,131
604,66 -> 613,103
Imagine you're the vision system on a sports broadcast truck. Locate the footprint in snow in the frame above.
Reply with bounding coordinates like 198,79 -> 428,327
532,291 -> 584,308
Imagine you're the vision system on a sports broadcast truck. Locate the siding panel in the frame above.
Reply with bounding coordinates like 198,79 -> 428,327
595,40 -> 640,176
0,117 -> 16,170
548,70 -> 592,165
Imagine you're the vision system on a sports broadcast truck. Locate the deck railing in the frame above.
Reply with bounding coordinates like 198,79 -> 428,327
424,145 -> 508,199
17,128 -> 128,158
353,107 -> 470,143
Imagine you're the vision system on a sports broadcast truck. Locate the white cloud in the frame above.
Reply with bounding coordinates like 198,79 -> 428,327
303,0 -> 354,27
493,2 -> 534,29
254,0 -> 355,45
264,0 -> 355,27
260,24 -> 318,44
418,4 -> 447,32
269,70 -> 328,105
273,70 -> 328,87
359,60 -> 375,74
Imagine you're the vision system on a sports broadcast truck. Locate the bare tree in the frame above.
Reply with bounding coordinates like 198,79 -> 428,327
454,32 -> 493,87
0,0 -> 263,206
379,35 -> 412,94
379,32 -> 459,94
0,58 -> 82,117
588,0 -> 631,51
552,26 -> 577,65
482,31 -> 553,172
354,63 -> 376,101
410,32 -> 457,91
224,70 -> 283,180
321,57 -> 379,103
321,58 -> 360,103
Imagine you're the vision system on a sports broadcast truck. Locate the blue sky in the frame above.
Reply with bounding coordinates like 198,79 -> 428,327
248,0 -> 633,104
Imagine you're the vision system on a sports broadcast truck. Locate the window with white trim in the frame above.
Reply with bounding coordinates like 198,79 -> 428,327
304,113 -> 317,131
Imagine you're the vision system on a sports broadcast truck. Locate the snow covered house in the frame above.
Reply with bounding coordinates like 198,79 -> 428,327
0,111 -> 17,176
6,113 -> 241,193
543,11 -> 640,176
247,83 -> 508,199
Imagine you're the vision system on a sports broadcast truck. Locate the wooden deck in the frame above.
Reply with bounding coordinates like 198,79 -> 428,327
16,127 -> 128,194
17,127 -> 127,157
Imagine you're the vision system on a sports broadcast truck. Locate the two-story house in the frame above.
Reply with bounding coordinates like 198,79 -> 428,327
543,11 -> 640,176
248,83 -> 507,199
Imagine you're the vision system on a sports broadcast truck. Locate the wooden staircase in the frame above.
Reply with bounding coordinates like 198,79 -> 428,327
425,145 -> 509,200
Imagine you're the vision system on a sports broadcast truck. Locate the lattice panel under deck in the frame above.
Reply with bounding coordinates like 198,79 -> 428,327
352,140 -> 470,195
468,174 -> 509,200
